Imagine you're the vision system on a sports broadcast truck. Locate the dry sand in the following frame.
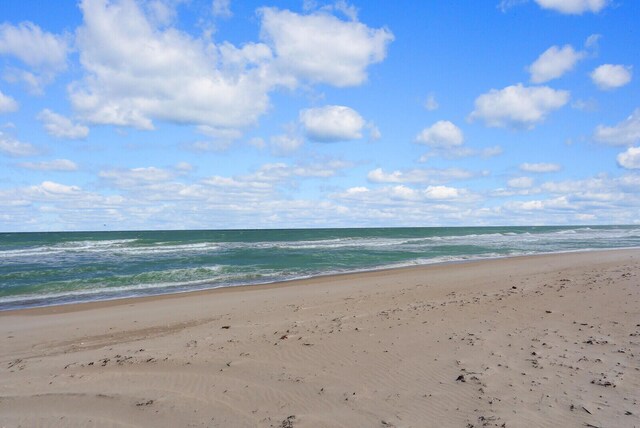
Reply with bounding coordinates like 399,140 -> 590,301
1,250 -> 639,427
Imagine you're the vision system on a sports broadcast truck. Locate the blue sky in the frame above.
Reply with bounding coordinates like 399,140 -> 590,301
0,0 -> 638,231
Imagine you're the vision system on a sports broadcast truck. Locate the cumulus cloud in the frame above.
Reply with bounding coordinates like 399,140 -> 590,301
508,176 -> 534,188
259,7 -> 393,87
0,21 -> 70,92
68,0 -> 391,136
270,132 -> 304,156
0,22 -> 68,68
100,166 -> 176,188
334,184 -> 471,204
469,84 -> 569,128
31,181 -> 81,196
617,147 -> 640,169
528,44 -> 585,83
367,123 -> 381,141
18,159 -> 78,171
175,161 -> 193,172
307,0 -> 360,21
505,196 -> 571,212
0,131 -> 39,156
590,64 -> 633,90
212,0 -> 232,18
145,0 -> 181,26
416,120 -> 463,148
424,185 -> 461,200
0,90 -> 18,113
98,159 -> 351,210
367,167 -> 482,184
594,108 -> 640,146
299,105 -> 365,142
37,109 -> 89,139
480,146 -> 504,158
191,125 -> 243,151
520,162 -> 561,173
246,160 -> 352,182
70,0 -> 274,130
534,0 -> 609,14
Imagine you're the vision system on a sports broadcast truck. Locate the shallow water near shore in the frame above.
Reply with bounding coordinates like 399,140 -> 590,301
1,225 -> 639,310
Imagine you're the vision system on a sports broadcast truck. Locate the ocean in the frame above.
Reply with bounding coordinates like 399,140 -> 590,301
1,225 -> 639,311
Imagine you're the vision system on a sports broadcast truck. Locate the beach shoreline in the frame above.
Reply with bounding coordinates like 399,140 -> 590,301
1,249 -> 639,427
3,225 -> 639,313
3,247 -> 638,316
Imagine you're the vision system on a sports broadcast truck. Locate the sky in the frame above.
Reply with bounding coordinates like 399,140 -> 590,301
0,0 -> 638,231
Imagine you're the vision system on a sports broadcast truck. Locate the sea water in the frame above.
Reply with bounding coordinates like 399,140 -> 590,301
1,226 -> 639,310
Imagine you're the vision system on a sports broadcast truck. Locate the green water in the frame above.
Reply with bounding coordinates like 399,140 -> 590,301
1,226 -> 639,310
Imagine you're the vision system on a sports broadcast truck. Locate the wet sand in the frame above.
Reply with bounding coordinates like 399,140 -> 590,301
1,250 -> 639,427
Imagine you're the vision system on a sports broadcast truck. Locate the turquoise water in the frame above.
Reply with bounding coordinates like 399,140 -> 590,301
1,226 -> 639,310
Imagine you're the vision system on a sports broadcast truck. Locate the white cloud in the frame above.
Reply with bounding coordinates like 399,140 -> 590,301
299,105 -> 365,142
506,196 -> 571,211
520,162 -> 561,173
534,0 -> 610,14
175,162 -> 193,172
424,93 -> 438,111
196,126 -> 242,140
0,21 -> 69,92
71,0 -> 275,130
469,84 -> 569,128
424,185 -> 461,200
590,64 -> 632,90
100,167 -> 176,188
508,176 -> 534,188
594,108 -> 640,146
416,120 -> 463,148
367,167 -> 482,184
334,184 -> 472,205
3,167 -> 640,230
617,147 -> 640,169
18,159 -> 78,171
212,0 -> 232,18
145,1 -> 187,27
0,131 -> 39,156
528,44 -> 585,83
0,90 -> 18,113
259,7 -> 393,87
481,146 -> 504,158
491,172 -> 640,224
342,186 -> 369,196
247,160 -> 352,182
0,22 -> 68,69
69,0 -> 391,137
270,132 -> 304,156
32,181 -> 81,196
37,109 -> 89,139
367,123 -> 381,141
310,0 -> 359,21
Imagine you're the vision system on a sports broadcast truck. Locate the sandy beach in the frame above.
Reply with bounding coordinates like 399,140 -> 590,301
1,249 -> 639,427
